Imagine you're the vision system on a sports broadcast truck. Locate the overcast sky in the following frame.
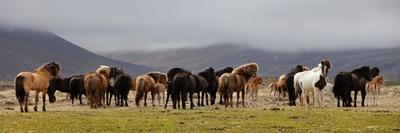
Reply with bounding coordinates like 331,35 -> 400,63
1,0 -> 399,52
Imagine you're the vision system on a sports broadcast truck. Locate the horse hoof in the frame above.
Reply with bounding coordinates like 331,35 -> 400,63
34,107 -> 38,112
42,108 -> 46,112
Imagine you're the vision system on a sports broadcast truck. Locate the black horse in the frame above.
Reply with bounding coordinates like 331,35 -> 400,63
333,66 -> 374,107
193,74 -> 208,106
114,73 -> 132,107
172,72 -> 197,109
47,76 -> 75,102
108,67 -> 125,106
215,67 -> 234,105
285,65 -> 309,106
198,67 -> 217,105
69,75 -> 85,105
165,68 -> 188,109
165,67 -> 198,109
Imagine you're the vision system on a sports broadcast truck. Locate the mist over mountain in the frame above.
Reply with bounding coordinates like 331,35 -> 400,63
0,27 -> 154,80
101,44 -> 400,80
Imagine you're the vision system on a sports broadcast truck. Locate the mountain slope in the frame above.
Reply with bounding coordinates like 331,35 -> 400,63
0,27 -> 154,80
102,44 -> 400,79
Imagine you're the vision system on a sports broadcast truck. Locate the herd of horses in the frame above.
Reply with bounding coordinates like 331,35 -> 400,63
14,60 -> 385,112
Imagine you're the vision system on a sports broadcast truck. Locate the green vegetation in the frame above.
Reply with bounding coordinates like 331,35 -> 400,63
1,107 -> 399,133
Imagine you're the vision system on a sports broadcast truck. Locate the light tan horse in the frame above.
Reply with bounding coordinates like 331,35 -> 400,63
84,72 -> 108,109
268,74 -> 287,100
245,76 -> 264,102
15,62 -> 61,112
366,76 -> 384,107
218,63 -> 258,108
135,74 -> 157,107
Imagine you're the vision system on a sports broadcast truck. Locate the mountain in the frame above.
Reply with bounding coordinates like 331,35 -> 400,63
101,44 -> 400,80
0,27 -> 154,80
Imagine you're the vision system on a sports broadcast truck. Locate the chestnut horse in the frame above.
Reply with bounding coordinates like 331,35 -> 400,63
218,63 -> 259,108
366,76 -> 384,106
245,76 -> 264,102
84,72 -> 108,109
135,74 -> 157,107
15,62 -> 61,112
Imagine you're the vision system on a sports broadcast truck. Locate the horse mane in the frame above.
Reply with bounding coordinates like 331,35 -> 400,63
232,63 -> 258,79
34,62 -> 61,77
351,66 -> 370,77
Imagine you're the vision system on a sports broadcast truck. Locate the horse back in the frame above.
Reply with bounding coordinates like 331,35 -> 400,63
18,72 -> 49,92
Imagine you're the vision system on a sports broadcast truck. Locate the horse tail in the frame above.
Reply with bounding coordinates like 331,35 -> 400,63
333,74 -> 343,98
221,76 -> 229,100
135,77 -> 145,106
15,76 -> 26,103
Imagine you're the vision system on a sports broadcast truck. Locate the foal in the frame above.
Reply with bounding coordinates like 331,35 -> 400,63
366,76 -> 384,107
245,76 -> 264,102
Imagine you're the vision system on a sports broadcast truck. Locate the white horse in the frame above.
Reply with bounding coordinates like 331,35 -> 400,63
294,60 -> 331,107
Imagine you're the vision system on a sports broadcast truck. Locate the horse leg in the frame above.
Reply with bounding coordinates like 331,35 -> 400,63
337,97 -> 340,107
172,92 -> 176,109
106,91 -> 109,106
79,94 -> 83,105
182,92 -> 187,109
236,92 -> 240,107
220,93 -> 224,105
157,92 -> 161,107
151,91 -> 156,107
24,92 -> 29,112
242,90 -> 245,107
201,91 -> 205,106
42,92 -> 46,111
255,89 -> 258,101
230,92 -> 234,108
190,93 -> 195,109
34,91 -> 39,112
361,89 -> 366,107
353,91 -> 358,107
19,99 -> 24,113
144,92 -> 148,107
165,91 -> 170,109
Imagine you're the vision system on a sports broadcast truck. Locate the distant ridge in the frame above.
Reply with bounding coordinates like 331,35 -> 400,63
102,43 -> 400,80
0,27 -> 155,80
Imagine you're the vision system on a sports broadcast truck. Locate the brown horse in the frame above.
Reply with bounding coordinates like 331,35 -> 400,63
15,62 -> 61,112
135,74 -> 157,107
84,72 -> 108,109
366,76 -> 384,107
218,63 -> 259,108
245,76 -> 264,102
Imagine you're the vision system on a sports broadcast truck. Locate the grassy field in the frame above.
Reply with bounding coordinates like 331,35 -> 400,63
1,107 -> 399,133
1,81 -> 400,132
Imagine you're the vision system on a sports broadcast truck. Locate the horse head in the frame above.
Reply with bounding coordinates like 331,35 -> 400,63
44,62 -> 61,77
370,67 -> 380,78
354,66 -> 372,81
320,60 -> 331,78
47,77 -> 61,103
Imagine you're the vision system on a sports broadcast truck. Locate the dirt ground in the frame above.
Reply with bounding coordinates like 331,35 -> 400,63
1,80 -> 399,112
